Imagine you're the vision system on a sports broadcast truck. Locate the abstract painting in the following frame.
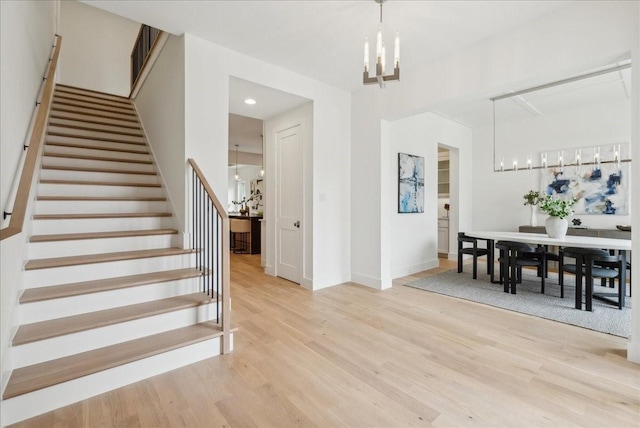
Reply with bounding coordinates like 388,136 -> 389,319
398,153 -> 424,213
543,163 -> 629,215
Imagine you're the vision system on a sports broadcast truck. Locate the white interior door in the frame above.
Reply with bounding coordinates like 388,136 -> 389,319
276,124 -> 302,283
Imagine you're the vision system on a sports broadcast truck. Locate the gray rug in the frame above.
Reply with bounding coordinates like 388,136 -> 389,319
405,270 -> 631,338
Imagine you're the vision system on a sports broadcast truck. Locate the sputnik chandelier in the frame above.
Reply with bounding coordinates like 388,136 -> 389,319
363,0 -> 400,88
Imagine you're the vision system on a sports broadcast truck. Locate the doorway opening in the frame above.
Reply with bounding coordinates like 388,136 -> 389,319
437,146 -> 450,258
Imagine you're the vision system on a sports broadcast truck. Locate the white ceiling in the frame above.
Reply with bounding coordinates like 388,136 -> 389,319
84,0 -> 571,93
82,0 -> 574,149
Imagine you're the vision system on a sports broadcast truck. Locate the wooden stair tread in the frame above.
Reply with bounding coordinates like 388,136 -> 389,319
13,293 -> 215,346
37,196 -> 166,201
56,84 -> 130,103
3,322 -> 223,399
39,179 -> 159,187
42,151 -> 153,164
53,93 -> 133,110
47,132 -> 147,146
48,120 -> 143,137
46,141 -> 149,155
24,247 -> 192,271
41,165 -> 157,175
20,268 -> 205,303
49,112 -> 142,130
33,212 -> 171,220
51,105 -> 139,123
52,98 -> 136,115
30,228 -> 178,243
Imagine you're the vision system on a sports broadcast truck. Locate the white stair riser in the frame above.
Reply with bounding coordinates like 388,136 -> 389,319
46,135 -> 148,153
31,216 -> 173,234
39,169 -> 159,185
44,145 -> 151,162
51,103 -> 137,122
24,253 -> 196,288
14,302 -> 219,367
20,277 -> 202,324
37,183 -> 163,198
41,156 -> 155,173
53,97 -> 135,115
53,92 -> 133,109
28,234 -> 176,258
55,87 -> 130,103
0,335 -> 227,427
47,126 -> 146,144
49,111 -> 141,129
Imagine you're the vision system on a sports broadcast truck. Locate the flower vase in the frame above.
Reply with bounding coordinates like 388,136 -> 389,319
545,216 -> 568,239
529,205 -> 537,227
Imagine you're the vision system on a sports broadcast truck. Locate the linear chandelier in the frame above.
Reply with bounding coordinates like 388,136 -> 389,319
363,0 -> 399,88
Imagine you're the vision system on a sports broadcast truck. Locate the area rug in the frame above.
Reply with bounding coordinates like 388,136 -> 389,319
405,270 -> 631,338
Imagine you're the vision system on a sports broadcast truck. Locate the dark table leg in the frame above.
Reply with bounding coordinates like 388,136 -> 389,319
575,255 -> 583,310
620,250 -> 627,308
487,239 -> 499,283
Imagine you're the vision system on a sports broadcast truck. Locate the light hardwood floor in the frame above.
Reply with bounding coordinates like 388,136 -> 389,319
12,255 -> 639,427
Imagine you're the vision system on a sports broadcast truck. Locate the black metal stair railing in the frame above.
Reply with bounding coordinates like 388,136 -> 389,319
130,24 -> 161,89
188,159 -> 232,353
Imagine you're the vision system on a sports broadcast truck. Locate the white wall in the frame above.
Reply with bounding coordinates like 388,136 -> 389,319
0,0 -> 56,397
182,34 -> 351,290
388,113 -> 472,280
59,0 -> 139,96
0,1 -> 56,223
134,35 -> 186,233
628,3 -> 640,364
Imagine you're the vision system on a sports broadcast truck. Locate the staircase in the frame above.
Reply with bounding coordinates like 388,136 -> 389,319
1,85 -> 230,425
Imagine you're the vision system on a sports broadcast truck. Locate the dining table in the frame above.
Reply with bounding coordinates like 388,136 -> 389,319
466,231 -> 631,309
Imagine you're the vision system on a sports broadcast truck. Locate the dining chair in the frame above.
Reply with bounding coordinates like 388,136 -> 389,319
230,219 -> 251,254
560,247 -> 625,311
596,251 -> 631,298
457,232 -> 490,279
495,241 -> 546,294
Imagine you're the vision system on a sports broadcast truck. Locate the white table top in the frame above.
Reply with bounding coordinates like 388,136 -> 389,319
467,231 -> 631,251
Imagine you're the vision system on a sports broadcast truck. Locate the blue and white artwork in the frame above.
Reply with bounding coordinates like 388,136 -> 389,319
543,163 -> 629,215
398,153 -> 424,213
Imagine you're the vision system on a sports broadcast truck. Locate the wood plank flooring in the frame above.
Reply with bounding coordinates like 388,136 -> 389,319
11,255 -> 639,427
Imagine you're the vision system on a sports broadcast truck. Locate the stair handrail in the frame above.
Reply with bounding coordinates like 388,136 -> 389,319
188,158 -> 231,354
1,34 -> 62,241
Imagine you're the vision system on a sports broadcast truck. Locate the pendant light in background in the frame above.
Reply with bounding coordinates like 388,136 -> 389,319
234,144 -> 240,181
258,134 -> 265,178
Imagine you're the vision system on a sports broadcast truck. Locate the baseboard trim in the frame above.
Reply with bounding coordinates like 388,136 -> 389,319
392,259 -> 439,279
351,272 -> 392,290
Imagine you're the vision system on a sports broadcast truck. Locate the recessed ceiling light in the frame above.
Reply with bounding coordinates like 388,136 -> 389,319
244,98 -> 256,105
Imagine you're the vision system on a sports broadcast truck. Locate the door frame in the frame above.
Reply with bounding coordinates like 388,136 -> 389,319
263,103 -> 312,289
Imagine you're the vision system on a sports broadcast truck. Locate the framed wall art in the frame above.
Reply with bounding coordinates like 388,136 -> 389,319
398,153 -> 424,213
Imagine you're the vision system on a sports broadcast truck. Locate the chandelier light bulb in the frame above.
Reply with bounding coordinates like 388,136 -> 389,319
376,25 -> 383,60
364,38 -> 369,72
394,32 -> 400,68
